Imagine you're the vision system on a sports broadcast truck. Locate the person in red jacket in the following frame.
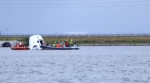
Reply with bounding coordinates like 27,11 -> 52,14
65,40 -> 69,47
56,43 -> 60,48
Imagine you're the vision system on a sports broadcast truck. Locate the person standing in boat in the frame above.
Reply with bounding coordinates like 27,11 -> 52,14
65,40 -> 69,47
56,42 -> 61,48
61,41 -> 65,47
21,41 -> 24,47
69,39 -> 73,46
53,42 -> 57,47
16,40 -> 20,47
24,42 -> 27,47
19,40 -> 22,47
15,40 -> 19,47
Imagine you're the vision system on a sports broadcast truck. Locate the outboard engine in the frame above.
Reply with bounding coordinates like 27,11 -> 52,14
29,35 -> 44,50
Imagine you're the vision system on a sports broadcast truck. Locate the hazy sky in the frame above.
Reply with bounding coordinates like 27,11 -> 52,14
0,0 -> 150,35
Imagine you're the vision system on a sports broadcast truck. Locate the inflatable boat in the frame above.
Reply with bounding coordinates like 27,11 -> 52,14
40,45 -> 79,50
11,46 -> 29,50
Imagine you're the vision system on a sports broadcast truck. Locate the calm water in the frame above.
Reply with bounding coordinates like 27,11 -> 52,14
0,46 -> 150,83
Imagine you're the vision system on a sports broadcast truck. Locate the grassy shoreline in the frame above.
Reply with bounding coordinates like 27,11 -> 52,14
1,35 -> 150,46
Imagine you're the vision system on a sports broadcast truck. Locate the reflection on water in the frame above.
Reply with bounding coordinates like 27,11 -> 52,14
0,46 -> 150,83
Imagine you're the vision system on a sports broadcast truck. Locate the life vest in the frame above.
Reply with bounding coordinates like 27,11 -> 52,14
17,44 -> 19,47
56,44 -> 60,48
65,42 -> 69,47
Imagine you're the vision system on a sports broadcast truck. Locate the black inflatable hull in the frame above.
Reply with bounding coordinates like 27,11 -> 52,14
40,46 -> 79,50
